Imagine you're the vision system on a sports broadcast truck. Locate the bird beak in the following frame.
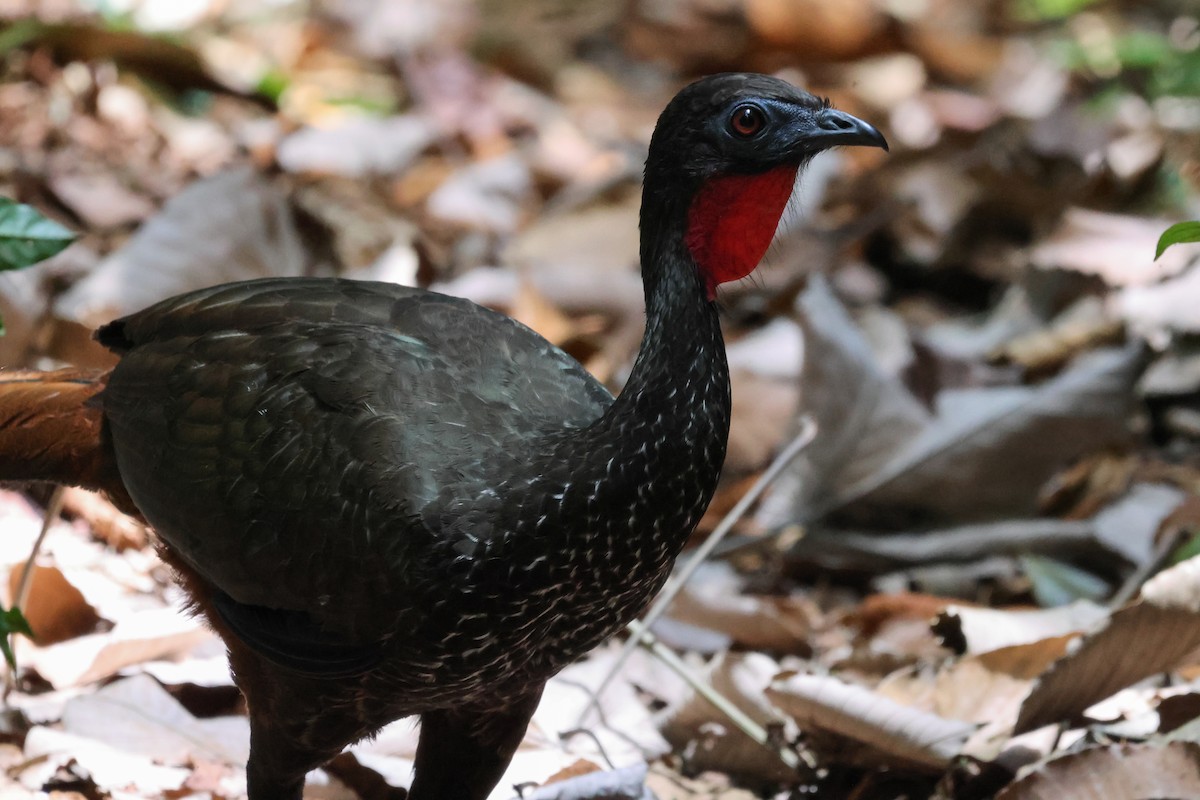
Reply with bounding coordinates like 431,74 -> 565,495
809,108 -> 889,152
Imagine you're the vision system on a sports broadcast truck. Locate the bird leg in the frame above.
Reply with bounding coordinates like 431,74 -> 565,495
408,688 -> 544,800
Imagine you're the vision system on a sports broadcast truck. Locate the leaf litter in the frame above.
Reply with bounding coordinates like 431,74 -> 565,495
2,0 -> 1200,798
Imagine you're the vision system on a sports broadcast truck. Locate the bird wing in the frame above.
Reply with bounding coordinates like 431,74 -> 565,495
98,278 -> 613,642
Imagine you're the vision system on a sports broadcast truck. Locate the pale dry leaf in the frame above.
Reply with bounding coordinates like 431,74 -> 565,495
0,264 -> 49,364
1091,482 -> 1185,566
25,606 -> 213,688
644,764 -> 756,800
802,519 -> 1102,573
277,115 -> 437,177
1118,263 -> 1200,342
996,741 -> 1200,800
517,763 -> 650,800
1141,553 -> 1200,610
760,276 -> 930,527
21,726 -> 190,794
726,320 -> 804,473
875,652 -> 1035,761
54,167 -> 321,330
1032,208 -> 1196,287
61,673 -> 249,764
843,345 -> 1141,522
766,672 -> 976,771
426,153 -> 532,234
936,601 -> 1108,655
1014,555 -> 1200,734
535,644 -> 673,761
504,199 -> 641,282
47,170 -> 156,229
318,0 -> 476,59
659,652 -> 794,783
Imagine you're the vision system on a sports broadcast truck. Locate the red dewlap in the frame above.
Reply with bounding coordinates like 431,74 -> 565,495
685,165 -> 799,298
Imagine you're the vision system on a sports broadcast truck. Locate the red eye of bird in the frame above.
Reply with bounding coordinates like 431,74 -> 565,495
730,104 -> 765,137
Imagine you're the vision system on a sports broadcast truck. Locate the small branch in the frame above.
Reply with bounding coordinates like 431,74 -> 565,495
627,619 -> 802,771
4,485 -> 64,695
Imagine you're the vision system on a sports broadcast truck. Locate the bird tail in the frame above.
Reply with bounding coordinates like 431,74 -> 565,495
0,369 -> 130,506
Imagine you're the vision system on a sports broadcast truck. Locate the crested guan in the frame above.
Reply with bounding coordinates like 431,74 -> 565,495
0,73 -> 885,799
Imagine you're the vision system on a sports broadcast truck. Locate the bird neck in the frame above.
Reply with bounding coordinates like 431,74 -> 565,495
566,191 -> 732,542
611,220 -> 729,438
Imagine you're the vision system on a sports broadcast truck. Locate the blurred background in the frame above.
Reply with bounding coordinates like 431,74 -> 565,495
0,0 -> 1199,798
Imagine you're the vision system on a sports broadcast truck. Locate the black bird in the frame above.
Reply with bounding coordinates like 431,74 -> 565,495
0,73 -> 886,799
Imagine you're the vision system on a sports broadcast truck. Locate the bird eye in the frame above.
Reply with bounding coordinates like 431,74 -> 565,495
729,104 -> 765,138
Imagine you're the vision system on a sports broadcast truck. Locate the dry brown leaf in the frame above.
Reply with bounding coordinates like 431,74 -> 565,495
854,593 -> 954,638
996,741 -> 1200,800
874,652 -> 1036,761
509,279 -> 580,348
1014,555 -> 1200,734
6,563 -> 101,645
666,563 -> 814,652
61,487 -> 148,551
766,672 -> 976,771
744,0 -> 885,60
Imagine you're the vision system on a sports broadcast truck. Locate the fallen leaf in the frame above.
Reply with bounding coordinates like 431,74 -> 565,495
1014,554 -> 1200,734
659,652 -> 795,783
61,673 -> 249,764
934,601 -> 1108,655
520,762 -> 649,800
760,276 -> 930,527
21,726 -> 190,794
277,116 -> 437,177
25,606 -> 213,688
766,672 -> 976,771
996,741 -> 1200,800
6,563 -> 101,645
53,167 -> 324,333
666,562 -> 814,652
1032,208 -> 1196,287
425,153 -> 532,233
841,346 -> 1142,523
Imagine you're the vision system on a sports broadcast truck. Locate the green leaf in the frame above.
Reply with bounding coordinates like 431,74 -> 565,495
0,605 -> 33,672
1157,222 -> 1200,260
0,197 -> 76,271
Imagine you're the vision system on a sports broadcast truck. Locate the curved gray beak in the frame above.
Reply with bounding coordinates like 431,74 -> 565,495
813,108 -> 889,152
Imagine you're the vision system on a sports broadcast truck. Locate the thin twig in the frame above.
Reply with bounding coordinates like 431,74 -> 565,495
626,619 -> 801,771
16,486 -> 64,612
4,486 -> 65,695
580,417 -> 817,725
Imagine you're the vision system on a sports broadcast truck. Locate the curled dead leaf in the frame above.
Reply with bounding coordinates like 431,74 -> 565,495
766,672 -> 976,771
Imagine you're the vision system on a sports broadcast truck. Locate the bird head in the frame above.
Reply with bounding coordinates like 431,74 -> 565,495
641,73 -> 887,298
